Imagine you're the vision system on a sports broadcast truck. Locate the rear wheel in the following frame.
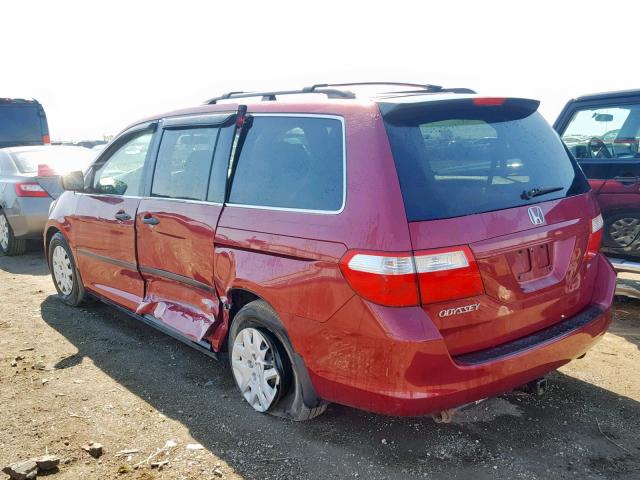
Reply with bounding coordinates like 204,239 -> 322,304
604,213 -> 640,249
231,327 -> 283,412
0,212 -> 27,256
48,232 -> 86,306
228,300 -> 327,420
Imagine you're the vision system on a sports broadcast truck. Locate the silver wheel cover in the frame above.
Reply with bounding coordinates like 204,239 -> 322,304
0,215 -> 9,250
52,245 -> 74,295
609,217 -> 640,247
231,327 -> 281,412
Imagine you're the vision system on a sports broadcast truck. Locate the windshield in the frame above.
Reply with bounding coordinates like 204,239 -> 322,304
382,100 -> 590,221
13,147 -> 95,174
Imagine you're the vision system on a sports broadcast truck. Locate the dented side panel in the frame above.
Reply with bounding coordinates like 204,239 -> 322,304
136,198 -> 223,342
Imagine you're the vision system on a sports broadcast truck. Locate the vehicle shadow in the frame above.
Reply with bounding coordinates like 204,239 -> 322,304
0,247 -> 48,276
40,296 -> 640,480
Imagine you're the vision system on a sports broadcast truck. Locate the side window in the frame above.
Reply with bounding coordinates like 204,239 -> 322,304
561,105 -> 640,161
151,128 -> 218,201
229,116 -> 344,211
92,131 -> 153,196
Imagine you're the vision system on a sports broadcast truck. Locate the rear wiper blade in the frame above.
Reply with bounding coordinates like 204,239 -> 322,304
521,186 -> 564,200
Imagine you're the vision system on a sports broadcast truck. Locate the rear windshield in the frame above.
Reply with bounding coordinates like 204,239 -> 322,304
382,100 -> 590,222
13,148 -> 94,174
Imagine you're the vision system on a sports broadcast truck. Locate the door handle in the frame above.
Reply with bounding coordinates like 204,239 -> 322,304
142,216 -> 160,225
114,211 -> 131,222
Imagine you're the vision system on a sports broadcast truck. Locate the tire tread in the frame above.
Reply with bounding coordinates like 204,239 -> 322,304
0,213 -> 27,256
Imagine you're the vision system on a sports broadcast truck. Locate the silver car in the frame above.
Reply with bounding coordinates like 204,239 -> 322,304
0,145 -> 94,255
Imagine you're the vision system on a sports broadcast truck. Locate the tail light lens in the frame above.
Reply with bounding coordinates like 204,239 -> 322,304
15,182 -> 49,197
339,251 -> 419,307
42,134 -> 51,144
415,246 -> 484,304
585,213 -> 603,260
472,97 -> 506,106
339,246 -> 484,307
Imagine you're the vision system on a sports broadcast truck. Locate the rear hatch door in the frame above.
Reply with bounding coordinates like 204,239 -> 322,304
380,96 -> 598,356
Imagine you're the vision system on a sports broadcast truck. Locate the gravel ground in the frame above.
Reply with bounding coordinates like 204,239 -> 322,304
1,248 -> 639,479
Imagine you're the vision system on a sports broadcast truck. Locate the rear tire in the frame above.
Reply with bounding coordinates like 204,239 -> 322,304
48,232 -> 86,306
228,300 -> 328,421
0,212 -> 27,256
603,212 -> 640,249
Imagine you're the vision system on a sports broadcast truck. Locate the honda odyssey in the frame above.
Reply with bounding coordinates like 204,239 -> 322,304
45,82 -> 616,420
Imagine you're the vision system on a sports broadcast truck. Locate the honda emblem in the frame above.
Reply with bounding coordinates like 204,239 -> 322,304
528,206 -> 545,225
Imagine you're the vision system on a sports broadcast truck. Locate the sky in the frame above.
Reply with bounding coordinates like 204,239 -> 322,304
2,0 -> 638,141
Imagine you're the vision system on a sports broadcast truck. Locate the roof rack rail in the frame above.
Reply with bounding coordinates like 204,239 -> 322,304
204,82 -> 475,104
204,87 -> 355,105
314,82 -> 476,94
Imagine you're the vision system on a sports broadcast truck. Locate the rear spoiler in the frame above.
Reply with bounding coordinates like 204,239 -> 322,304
379,97 -> 541,125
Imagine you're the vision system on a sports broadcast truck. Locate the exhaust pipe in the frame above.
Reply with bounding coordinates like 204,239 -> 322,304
432,408 -> 455,423
521,377 -> 548,396
431,398 -> 488,423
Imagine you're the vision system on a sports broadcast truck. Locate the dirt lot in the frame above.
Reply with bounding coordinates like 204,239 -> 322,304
1,248 -> 639,480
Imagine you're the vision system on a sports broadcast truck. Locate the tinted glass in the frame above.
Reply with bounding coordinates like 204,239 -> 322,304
383,103 -> 589,221
229,116 -> 343,210
92,131 -> 153,196
151,128 -> 218,201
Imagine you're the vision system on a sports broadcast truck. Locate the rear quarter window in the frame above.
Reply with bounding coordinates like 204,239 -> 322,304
229,115 -> 344,211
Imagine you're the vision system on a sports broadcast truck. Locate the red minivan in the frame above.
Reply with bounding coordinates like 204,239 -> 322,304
45,83 -> 616,421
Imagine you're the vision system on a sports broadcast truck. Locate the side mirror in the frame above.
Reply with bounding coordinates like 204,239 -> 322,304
62,171 -> 85,191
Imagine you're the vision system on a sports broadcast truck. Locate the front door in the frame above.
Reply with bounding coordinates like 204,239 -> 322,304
73,126 -> 156,310
558,102 -> 640,256
136,119 -> 235,342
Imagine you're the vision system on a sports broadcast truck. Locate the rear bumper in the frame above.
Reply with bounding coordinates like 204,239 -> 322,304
302,254 -> 615,416
4,197 -> 51,238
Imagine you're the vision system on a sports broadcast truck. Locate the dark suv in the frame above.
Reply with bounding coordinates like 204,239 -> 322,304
0,98 -> 50,148
45,83 -> 615,421
554,89 -> 640,265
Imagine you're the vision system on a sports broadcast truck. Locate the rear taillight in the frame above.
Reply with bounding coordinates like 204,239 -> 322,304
339,251 -> 419,307
42,134 -> 50,144
585,213 -> 603,260
14,182 -> 49,197
415,246 -> 484,304
339,246 -> 484,307
472,97 -> 506,106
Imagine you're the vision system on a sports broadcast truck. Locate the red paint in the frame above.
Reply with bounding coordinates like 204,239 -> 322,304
45,97 -> 616,417
68,194 -> 144,311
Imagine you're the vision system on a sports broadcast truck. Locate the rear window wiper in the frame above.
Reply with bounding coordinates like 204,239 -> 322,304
521,186 -> 564,200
